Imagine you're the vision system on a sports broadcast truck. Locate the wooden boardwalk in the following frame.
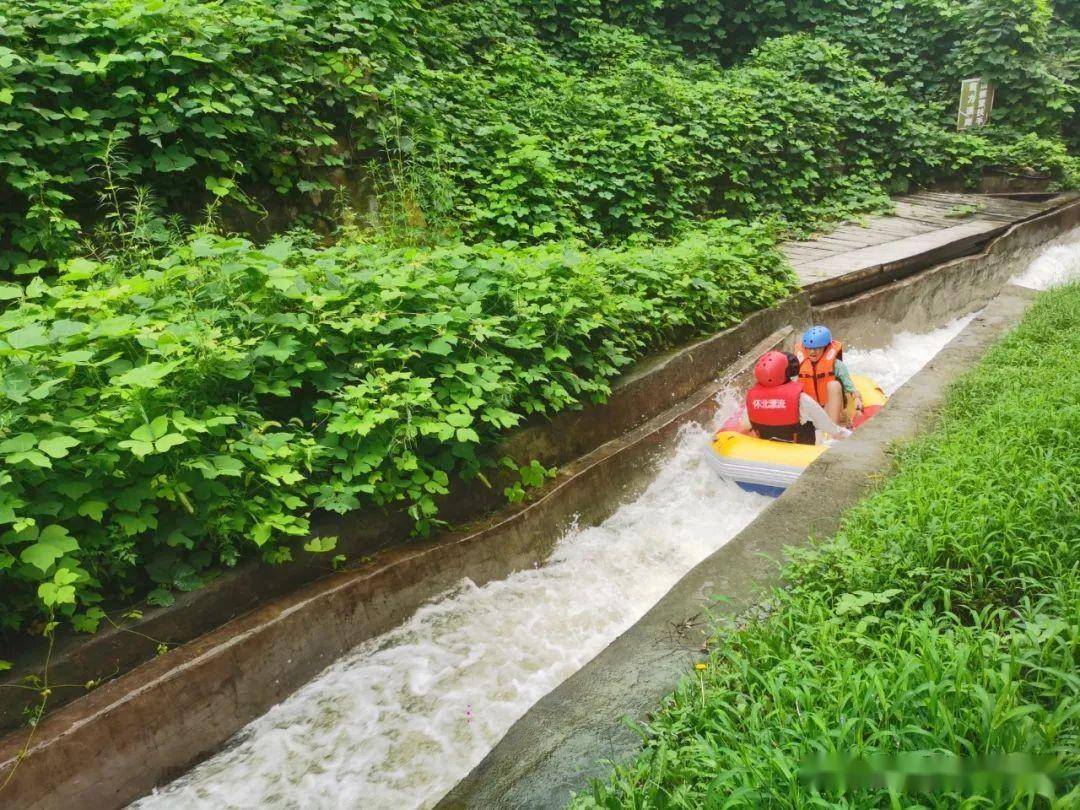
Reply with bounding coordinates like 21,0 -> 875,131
785,191 -> 1074,302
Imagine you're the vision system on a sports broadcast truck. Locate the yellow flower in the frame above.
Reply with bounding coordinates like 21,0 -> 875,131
694,663 -> 707,671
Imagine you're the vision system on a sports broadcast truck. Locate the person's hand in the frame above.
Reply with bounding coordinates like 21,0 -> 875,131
853,395 -> 864,413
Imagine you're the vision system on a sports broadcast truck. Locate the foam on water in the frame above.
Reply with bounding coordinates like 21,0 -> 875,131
844,315 -> 975,395
1010,226 -> 1080,290
136,239 -> 1074,809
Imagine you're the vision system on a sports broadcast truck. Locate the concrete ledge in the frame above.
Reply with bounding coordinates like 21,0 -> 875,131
436,285 -> 1039,809
817,197 -> 1080,346
800,194 -> 1076,305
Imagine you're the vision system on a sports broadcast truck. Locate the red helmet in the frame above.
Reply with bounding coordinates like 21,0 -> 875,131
754,350 -> 790,387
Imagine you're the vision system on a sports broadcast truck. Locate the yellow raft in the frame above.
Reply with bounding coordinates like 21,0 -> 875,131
706,374 -> 887,497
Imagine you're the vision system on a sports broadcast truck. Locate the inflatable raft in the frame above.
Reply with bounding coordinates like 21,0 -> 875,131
705,374 -> 887,497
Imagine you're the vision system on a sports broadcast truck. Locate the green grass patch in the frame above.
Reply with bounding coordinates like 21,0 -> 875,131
574,283 -> 1080,808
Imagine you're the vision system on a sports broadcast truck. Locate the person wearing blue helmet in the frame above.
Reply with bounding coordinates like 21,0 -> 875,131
795,324 -> 862,425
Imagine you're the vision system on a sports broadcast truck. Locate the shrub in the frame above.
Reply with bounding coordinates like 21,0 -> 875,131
3,0 -> 1074,271
0,220 -> 792,634
602,0 -> 1077,141
0,0 -> 419,269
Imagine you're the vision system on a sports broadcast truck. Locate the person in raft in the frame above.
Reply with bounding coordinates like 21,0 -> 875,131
740,350 -> 851,444
795,324 -> 863,426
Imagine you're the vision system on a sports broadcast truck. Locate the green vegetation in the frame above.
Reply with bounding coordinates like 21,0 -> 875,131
0,221 -> 789,633
2,0 -> 1077,269
614,0 -> 1078,139
0,0 -> 1076,635
575,283 -> 1080,808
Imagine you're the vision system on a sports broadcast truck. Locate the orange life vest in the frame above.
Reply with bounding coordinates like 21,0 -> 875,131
796,340 -> 843,406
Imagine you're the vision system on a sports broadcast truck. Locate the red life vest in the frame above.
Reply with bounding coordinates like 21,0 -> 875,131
746,381 -> 814,444
796,340 -> 843,405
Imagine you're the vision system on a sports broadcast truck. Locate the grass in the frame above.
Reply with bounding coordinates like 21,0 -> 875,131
945,203 -> 986,218
572,282 -> 1080,809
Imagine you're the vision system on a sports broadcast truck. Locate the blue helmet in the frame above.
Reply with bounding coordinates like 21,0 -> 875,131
802,325 -> 832,349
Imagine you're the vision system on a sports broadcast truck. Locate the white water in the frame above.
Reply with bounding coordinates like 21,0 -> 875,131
845,316 -> 975,396
134,241 -> 1074,810
1010,226 -> 1080,290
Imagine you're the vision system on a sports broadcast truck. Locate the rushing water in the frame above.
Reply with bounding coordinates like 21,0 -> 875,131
134,239 -> 1078,810
1011,226 -> 1080,290
844,315 -> 974,396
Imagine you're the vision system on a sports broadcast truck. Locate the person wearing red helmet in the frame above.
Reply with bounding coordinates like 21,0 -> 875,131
740,350 -> 851,444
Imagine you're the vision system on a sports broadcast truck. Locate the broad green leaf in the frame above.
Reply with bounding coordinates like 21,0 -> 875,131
153,433 -> 188,453
4,324 -> 49,350
53,567 -> 78,587
50,320 -> 89,340
113,362 -> 173,388
205,176 -> 235,197
117,439 -> 155,458
57,481 -> 93,500
39,435 -> 79,459
38,580 -> 76,607
213,456 -> 245,475
56,350 -> 95,365
77,501 -> 107,522
172,50 -> 213,63
251,523 -> 273,547
21,542 -> 62,574
72,607 -> 106,633
456,427 -> 480,443
153,149 -> 196,173
6,450 -> 51,468
60,257 -> 101,281
129,416 -> 167,443
39,525 -> 78,554
28,379 -> 64,400
303,536 -> 338,553
0,433 -> 36,454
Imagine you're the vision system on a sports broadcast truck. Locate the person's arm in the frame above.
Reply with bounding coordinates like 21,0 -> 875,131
833,359 -> 857,393
834,360 -> 863,411
799,393 -> 851,438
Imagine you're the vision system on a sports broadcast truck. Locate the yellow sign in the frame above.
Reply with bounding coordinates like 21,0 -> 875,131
957,77 -> 995,130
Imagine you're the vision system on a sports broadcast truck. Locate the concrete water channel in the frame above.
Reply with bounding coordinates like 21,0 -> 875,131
441,237 -> 1080,809
0,193 -> 1077,809
135,316 -> 980,810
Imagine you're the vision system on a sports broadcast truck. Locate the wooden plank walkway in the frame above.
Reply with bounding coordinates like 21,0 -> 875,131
785,191 -> 1074,302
